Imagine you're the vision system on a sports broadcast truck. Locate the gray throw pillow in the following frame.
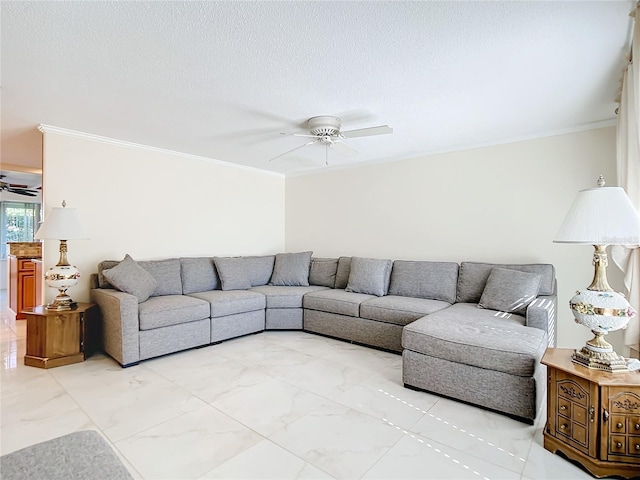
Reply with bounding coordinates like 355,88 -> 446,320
309,257 -> 338,287
102,254 -> 158,303
269,251 -> 313,286
213,257 -> 252,291
478,267 -> 542,313
346,257 -> 392,297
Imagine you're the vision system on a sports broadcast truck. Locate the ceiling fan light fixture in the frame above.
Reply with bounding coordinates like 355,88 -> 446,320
270,114 -> 393,164
308,116 -> 342,137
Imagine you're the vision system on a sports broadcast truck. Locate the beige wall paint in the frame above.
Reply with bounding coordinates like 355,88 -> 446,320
285,127 -> 625,349
38,126 -> 625,351
40,130 -> 285,304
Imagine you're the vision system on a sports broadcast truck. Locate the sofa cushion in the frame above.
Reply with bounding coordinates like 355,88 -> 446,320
360,295 -> 451,326
346,257 -> 392,297
309,257 -> 339,288
244,255 -> 275,286
303,289 -> 376,317
138,295 -> 210,330
180,257 -> 220,294
388,260 -> 459,303
334,256 -> 351,289
188,290 -> 266,318
457,262 -> 555,303
102,254 -> 158,303
269,251 -> 312,286
138,258 -> 183,296
213,257 -> 252,291
251,285 -> 329,308
402,303 -> 547,377
479,268 -> 542,313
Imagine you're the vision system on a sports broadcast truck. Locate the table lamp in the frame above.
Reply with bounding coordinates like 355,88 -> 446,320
35,200 -> 88,310
554,176 -> 640,372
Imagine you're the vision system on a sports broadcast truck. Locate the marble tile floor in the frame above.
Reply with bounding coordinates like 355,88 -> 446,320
0,290 -> 594,479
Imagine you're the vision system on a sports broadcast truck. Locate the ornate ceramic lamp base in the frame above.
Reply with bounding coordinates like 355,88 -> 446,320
43,258 -> 80,311
45,290 -> 77,311
571,348 -> 629,372
569,286 -> 634,374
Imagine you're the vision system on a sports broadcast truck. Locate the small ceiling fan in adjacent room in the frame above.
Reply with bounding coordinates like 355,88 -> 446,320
0,175 -> 40,197
269,115 -> 393,165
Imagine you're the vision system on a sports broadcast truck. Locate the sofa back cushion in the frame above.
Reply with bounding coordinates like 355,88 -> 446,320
334,256 -> 352,289
388,260 -> 459,303
309,257 -> 339,287
180,257 -> 220,294
244,255 -> 275,286
98,258 -> 183,296
457,262 -> 555,303
98,260 -> 120,288
138,258 -> 183,296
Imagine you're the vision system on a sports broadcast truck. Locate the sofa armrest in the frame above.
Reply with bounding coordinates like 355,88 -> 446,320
90,288 -> 140,367
525,294 -> 557,347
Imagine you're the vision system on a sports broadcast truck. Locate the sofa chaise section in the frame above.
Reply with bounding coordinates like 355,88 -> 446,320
401,262 -> 557,423
403,304 -> 547,422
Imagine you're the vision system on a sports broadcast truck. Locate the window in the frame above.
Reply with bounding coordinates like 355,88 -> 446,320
0,202 -> 41,259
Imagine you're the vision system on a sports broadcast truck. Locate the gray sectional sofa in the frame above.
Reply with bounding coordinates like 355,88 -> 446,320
90,252 -> 557,423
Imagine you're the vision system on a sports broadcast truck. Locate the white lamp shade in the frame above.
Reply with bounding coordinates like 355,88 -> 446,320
554,186 -> 640,245
35,205 -> 89,240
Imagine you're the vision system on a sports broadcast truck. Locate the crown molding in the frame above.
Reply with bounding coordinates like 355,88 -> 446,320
37,124 -> 284,178
287,119 -> 618,178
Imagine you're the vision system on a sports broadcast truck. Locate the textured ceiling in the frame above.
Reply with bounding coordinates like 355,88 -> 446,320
1,1 -> 634,176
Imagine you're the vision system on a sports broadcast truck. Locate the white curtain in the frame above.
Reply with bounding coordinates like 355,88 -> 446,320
613,5 -> 640,357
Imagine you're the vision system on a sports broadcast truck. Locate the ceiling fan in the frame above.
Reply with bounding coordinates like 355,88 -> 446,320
0,175 -> 40,197
269,115 -> 393,165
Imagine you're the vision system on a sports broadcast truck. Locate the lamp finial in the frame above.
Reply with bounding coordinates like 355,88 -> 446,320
597,175 -> 605,187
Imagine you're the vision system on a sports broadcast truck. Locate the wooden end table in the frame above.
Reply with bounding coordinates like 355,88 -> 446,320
541,348 -> 640,478
23,303 -> 100,369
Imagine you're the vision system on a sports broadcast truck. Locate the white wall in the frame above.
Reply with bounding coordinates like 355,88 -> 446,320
40,129 -> 285,304
285,127 -> 625,350
38,126 -> 626,351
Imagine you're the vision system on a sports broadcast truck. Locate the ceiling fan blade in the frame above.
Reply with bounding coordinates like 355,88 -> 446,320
268,139 -> 319,161
341,125 -> 393,139
280,133 -> 318,138
7,188 -> 37,197
329,140 -> 358,157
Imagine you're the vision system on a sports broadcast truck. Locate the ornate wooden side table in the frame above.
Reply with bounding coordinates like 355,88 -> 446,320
23,303 -> 100,369
542,348 -> 640,478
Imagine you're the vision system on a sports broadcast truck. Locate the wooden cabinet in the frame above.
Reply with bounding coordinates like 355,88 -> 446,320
23,303 -> 99,369
9,256 -> 38,320
542,348 -> 640,478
